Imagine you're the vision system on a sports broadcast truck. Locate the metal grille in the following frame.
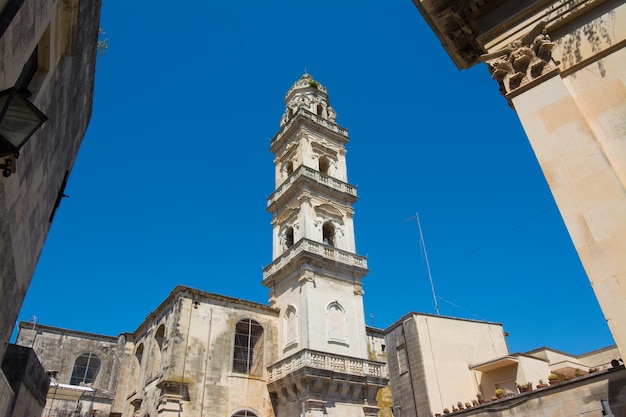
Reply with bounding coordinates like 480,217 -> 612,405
232,319 -> 264,376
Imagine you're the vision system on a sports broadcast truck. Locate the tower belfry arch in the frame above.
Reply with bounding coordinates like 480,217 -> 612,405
263,74 -> 388,417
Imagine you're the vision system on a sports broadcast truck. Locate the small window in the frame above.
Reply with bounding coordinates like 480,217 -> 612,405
232,411 -> 259,417
285,226 -> 294,249
318,156 -> 330,174
155,324 -> 165,351
316,104 -> 324,117
322,221 -> 335,246
69,352 -> 101,385
233,319 -> 264,376
135,344 -> 144,365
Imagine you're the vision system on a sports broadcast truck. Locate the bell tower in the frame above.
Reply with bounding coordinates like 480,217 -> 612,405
263,74 -> 387,417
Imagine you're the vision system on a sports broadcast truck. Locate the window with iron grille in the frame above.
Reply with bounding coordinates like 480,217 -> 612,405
69,352 -> 101,385
232,319 -> 264,376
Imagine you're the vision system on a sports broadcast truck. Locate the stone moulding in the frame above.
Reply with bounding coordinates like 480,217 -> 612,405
262,238 -> 368,284
271,108 -> 348,151
267,165 -> 357,211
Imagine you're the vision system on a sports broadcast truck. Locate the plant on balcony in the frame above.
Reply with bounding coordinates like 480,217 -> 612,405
494,389 -> 505,399
472,399 -> 479,406
443,408 -> 450,414
574,368 -> 585,377
465,402 -> 472,408
457,401 -> 464,410
548,373 -> 559,385
476,392 -> 485,404
537,379 -> 548,388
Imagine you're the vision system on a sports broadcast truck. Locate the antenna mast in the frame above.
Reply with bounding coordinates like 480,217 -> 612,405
412,212 -> 440,315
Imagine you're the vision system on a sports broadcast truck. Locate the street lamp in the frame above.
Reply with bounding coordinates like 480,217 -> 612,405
0,87 -> 48,177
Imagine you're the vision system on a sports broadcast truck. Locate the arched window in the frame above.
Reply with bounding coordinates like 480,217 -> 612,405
135,344 -> 144,364
69,352 -> 101,385
284,306 -> 297,348
318,156 -> 330,174
322,221 -> 335,246
327,302 -> 346,344
285,226 -> 294,249
131,343 -> 144,391
233,319 -> 264,376
155,324 -> 165,351
232,411 -> 259,417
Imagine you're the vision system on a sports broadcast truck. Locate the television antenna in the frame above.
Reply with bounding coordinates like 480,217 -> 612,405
406,212 -> 440,315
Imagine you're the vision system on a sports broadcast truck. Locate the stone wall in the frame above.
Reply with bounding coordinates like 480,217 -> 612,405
111,286 -> 280,417
0,0 -> 101,364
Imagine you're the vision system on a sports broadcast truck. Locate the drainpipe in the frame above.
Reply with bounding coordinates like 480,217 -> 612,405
601,399 -> 614,416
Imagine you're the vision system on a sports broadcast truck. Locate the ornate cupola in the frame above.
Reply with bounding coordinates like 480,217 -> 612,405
263,74 -> 387,417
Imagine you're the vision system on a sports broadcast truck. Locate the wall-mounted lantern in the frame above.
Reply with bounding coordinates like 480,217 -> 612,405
0,88 -> 48,177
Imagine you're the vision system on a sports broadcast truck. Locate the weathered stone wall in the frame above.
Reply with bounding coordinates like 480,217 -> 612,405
16,323 -> 119,391
113,286 -> 280,417
0,0 -> 101,364
1,344 -> 49,417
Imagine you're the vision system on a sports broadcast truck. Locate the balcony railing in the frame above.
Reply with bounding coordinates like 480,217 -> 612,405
268,349 -> 388,383
267,165 -> 356,208
263,239 -> 367,281
271,108 -> 348,147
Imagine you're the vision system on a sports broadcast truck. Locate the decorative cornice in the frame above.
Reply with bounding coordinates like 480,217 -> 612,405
267,165 -> 357,213
262,238 -> 368,286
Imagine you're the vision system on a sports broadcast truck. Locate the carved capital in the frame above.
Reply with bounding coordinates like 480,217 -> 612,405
482,23 -> 559,99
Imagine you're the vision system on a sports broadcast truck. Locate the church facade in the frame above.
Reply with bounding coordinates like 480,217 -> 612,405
16,74 -> 390,417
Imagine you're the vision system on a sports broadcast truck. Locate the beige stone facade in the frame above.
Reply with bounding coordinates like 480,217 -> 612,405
411,0 -> 626,360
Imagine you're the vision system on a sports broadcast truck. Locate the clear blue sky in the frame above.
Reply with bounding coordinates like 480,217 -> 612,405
15,1 -> 614,355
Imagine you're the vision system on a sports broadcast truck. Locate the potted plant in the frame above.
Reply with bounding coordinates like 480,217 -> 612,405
476,392 -> 485,404
465,402 -> 472,409
495,389 -> 505,399
457,401 -> 464,410
443,408 -> 450,414
574,368 -> 585,377
536,379 -> 548,388
548,373 -> 559,385
472,399 -> 478,407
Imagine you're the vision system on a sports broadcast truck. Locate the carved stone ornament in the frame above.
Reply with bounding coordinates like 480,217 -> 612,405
298,270 -> 315,284
481,22 -> 558,98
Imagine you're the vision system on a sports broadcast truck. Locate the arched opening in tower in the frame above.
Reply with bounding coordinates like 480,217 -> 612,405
322,221 -> 335,247
318,156 -> 330,175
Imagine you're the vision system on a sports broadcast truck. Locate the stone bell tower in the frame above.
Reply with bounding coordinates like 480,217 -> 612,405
263,74 -> 388,417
